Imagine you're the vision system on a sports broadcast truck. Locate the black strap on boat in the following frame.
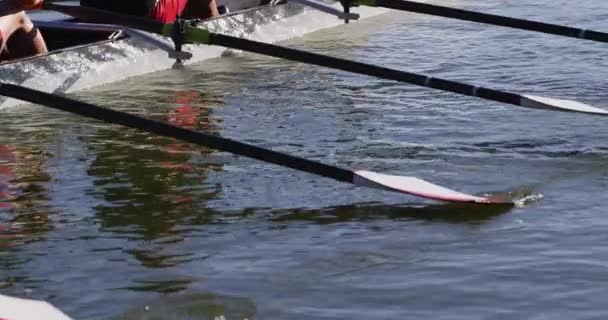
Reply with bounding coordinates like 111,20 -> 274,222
169,15 -> 187,64
340,0 -> 351,23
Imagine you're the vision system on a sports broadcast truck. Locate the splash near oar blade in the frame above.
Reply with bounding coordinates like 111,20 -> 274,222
0,83 -> 510,205
0,294 -> 73,320
351,0 -> 608,44
353,170 -> 505,204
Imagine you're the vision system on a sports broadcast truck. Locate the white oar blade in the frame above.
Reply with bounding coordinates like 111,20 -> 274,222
0,294 -> 72,320
521,95 -> 608,115
353,170 -> 506,204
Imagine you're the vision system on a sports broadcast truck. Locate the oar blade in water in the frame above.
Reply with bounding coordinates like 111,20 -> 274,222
353,170 -> 508,204
520,95 -> 608,115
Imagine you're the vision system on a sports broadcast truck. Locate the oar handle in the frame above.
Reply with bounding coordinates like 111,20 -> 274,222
0,83 -> 354,184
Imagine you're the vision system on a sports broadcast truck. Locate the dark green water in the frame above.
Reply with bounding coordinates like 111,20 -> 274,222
1,0 -> 608,318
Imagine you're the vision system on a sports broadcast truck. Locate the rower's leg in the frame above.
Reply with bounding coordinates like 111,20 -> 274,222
182,0 -> 220,20
0,13 -> 15,54
19,11 -> 46,55
208,0 -> 220,18
0,11 -> 46,60
8,25 -> 47,58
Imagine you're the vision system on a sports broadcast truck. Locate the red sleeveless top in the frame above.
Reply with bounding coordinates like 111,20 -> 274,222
80,0 -> 188,23
149,0 -> 189,23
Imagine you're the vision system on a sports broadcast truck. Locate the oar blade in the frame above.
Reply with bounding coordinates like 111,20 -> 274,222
521,95 -> 608,115
353,170 -> 510,204
0,294 -> 73,320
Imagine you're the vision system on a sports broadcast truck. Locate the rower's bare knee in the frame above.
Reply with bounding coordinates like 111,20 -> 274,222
16,11 -> 35,33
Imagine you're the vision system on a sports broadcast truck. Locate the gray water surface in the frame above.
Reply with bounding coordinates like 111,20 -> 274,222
1,0 -> 608,319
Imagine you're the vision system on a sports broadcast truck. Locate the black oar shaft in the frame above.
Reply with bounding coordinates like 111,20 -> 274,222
369,0 -> 608,43
210,33 -> 521,106
0,83 -> 353,184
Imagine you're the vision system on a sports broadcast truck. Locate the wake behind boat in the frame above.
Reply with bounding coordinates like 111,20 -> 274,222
0,0 -> 387,109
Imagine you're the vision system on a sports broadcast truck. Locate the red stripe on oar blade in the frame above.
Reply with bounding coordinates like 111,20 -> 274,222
353,170 -> 506,204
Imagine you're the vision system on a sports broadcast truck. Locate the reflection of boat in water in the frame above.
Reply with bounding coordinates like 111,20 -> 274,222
86,89 -> 222,240
0,91 -> 229,320
0,142 -> 53,250
0,145 -> 17,209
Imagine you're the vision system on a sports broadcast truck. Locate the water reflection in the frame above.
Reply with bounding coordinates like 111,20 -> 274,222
269,201 -> 513,224
118,292 -> 256,320
114,278 -> 198,294
0,143 -> 53,242
0,139 -> 53,291
84,90 -> 223,271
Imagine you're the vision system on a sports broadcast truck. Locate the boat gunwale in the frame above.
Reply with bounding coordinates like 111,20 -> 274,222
197,1 -> 288,23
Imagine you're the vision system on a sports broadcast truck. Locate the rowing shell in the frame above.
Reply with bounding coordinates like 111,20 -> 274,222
0,2 -> 387,109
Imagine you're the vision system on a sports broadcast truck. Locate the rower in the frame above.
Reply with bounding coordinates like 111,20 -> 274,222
0,0 -> 47,61
79,0 -> 220,23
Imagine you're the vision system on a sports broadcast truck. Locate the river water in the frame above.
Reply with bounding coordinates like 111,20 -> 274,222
1,0 -> 608,319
